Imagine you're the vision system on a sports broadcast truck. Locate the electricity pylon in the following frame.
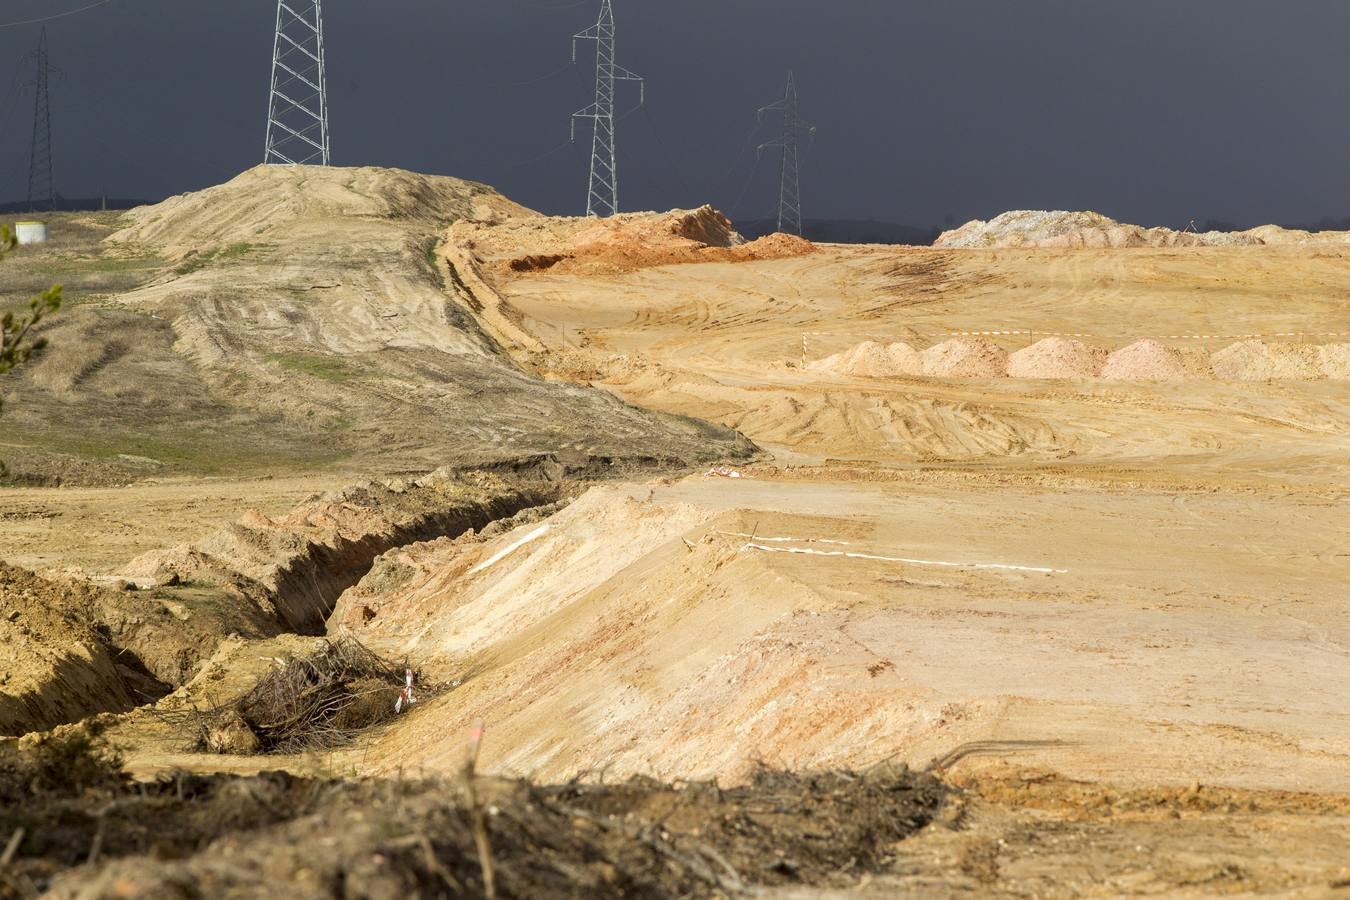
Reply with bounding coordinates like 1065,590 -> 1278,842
27,27 -> 55,212
264,0 -> 330,165
571,0 -> 644,217
758,71 -> 816,236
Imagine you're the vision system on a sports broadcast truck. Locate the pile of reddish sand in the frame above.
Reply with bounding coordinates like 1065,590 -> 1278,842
512,208 -> 816,276
920,338 -> 1009,378
1211,341 -> 1324,381
808,341 -> 922,377
1007,338 -> 1107,378
1100,339 -> 1191,381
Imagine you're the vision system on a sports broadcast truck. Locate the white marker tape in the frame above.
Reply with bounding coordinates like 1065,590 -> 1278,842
469,523 -> 550,574
742,541 -> 1067,574
717,530 -> 850,545
395,668 -> 417,713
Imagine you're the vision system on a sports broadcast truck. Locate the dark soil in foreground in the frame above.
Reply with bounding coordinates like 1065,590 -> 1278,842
0,729 -> 946,899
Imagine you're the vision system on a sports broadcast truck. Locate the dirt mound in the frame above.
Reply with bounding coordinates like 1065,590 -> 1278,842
7,164 -> 754,485
935,210 -> 1265,249
735,231 -> 817,259
807,340 -> 922,377
0,564 -> 138,736
1318,343 -> 1350,379
1100,339 -> 1191,381
109,164 -> 532,256
920,338 -> 1009,378
464,207 -> 814,278
1210,341 -> 1326,381
1007,338 -> 1108,379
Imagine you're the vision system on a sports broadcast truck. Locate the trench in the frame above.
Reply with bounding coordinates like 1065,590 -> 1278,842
270,484 -> 564,636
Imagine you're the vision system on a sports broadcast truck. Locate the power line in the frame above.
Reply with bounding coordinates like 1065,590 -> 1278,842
264,0 -> 330,166
571,0 -> 643,217
0,0 -> 117,30
756,70 -> 815,236
27,27 -> 54,210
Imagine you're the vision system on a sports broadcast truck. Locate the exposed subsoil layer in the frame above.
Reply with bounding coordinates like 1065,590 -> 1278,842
0,565 -> 138,736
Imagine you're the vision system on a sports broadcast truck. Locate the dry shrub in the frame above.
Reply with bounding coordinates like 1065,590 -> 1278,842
194,638 -> 418,755
20,766 -> 947,898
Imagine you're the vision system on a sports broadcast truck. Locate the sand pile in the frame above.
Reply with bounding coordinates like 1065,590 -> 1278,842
1317,343 -> 1350,379
808,341 -> 922,378
920,338 -> 1009,378
109,165 -> 534,256
1100,339 -> 1191,381
735,231 -> 817,260
1007,338 -> 1107,378
1211,341 -> 1325,381
571,205 -> 743,254
935,211 -> 1265,250
481,207 -> 815,276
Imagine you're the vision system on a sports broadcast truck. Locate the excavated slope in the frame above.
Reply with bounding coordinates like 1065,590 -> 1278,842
0,564 -> 139,736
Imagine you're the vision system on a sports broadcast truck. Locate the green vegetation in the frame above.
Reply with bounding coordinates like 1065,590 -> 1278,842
21,424 -> 352,477
174,242 -> 271,276
423,237 -> 446,290
267,351 -> 358,383
1,224 -> 63,476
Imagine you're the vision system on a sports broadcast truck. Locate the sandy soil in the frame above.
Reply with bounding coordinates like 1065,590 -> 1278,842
0,474 -> 351,573
353,225 -> 1350,797
4,176 -> 1350,894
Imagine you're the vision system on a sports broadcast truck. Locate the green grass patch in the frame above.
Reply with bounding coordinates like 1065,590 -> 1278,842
174,243 -> 271,276
13,426 -> 353,477
267,352 -> 359,383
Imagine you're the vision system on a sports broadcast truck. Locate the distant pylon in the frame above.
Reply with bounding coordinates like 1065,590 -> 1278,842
571,0 -> 644,217
27,27 -> 55,212
758,71 -> 816,236
264,0 -> 330,166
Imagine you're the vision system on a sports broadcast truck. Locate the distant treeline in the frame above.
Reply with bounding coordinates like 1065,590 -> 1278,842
0,197 -> 148,214
735,218 -> 941,246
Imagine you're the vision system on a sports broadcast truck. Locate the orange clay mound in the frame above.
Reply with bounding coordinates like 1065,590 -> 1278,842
1007,338 -> 1107,379
1100,339 -> 1190,381
1211,341 -> 1325,381
496,208 -> 815,276
920,338 -> 1009,378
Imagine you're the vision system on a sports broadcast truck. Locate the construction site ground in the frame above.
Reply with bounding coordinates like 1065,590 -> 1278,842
1,168 -> 1348,896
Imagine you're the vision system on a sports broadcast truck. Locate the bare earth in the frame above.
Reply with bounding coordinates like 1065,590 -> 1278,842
2,169 -> 1349,896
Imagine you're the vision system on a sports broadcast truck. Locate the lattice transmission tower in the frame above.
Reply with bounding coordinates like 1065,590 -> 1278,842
757,71 -> 816,236
264,0 -> 330,165
571,0 -> 644,217
27,27 -> 55,212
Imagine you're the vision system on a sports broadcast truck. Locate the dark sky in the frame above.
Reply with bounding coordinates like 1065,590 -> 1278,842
2,0 -> 1349,228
